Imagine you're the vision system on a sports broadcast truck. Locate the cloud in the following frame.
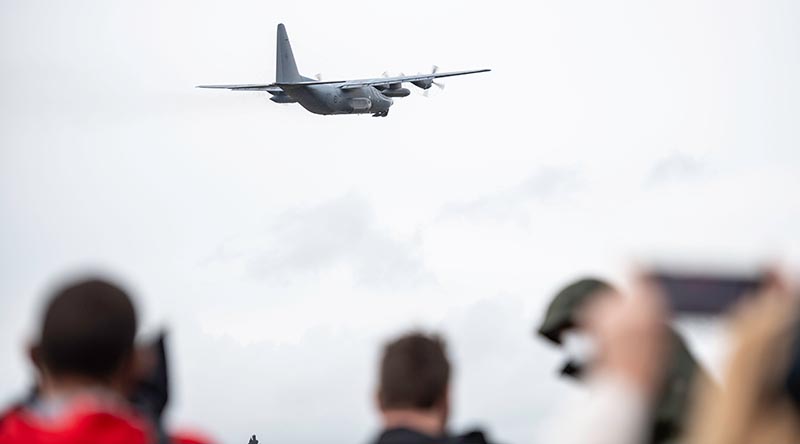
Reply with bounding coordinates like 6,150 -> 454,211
439,167 -> 582,224
213,194 -> 433,290
645,152 -> 704,186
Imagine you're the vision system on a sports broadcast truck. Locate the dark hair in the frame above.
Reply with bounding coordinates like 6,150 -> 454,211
379,332 -> 450,410
39,278 -> 137,380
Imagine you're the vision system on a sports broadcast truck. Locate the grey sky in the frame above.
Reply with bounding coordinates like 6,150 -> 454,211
2,1 -> 800,443
439,167 -> 582,226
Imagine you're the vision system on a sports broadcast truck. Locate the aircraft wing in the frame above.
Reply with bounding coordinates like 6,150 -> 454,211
196,69 -> 489,91
196,80 -> 348,91
196,84 -> 285,93
338,69 -> 490,90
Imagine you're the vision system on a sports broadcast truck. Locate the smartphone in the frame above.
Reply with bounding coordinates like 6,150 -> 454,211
649,268 -> 765,315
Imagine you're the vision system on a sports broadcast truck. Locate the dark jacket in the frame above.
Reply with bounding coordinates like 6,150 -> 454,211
373,428 -> 495,444
648,329 -> 702,444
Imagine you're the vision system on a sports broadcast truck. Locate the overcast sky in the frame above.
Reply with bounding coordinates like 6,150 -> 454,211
2,1 -> 800,443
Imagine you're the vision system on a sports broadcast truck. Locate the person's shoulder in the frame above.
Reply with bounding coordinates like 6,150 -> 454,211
449,429 -> 500,444
373,427 -> 440,444
370,428 -> 499,444
73,409 -> 151,443
170,429 -> 217,444
0,403 -> 23,437
0,401 -> 152,444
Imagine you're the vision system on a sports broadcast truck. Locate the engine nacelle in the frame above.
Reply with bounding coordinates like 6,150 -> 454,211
269,92 -> 297,103
382,88 -> 410,98
411,79 -> 433,90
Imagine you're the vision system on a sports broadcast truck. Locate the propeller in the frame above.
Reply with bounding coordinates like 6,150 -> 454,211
315,73 -> 323,80
423,65 -> 445,97
431,65 -> 445,90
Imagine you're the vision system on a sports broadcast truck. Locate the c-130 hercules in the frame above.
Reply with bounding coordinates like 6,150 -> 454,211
198,24 -> 490,117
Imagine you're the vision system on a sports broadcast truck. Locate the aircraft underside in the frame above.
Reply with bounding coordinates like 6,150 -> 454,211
284,85 -> 393,117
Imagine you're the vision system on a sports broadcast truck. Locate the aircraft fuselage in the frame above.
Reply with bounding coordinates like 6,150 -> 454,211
281,84 -> 393,116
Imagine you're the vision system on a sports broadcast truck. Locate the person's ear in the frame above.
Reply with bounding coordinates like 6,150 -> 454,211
131,344 -> 157,381
27,342 -> 42,373
114,348 -> 140,395
375,387 -> 385,412
438,385 -> 451,422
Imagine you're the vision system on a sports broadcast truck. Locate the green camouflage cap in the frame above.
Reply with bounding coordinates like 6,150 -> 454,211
537,278 -> 612,345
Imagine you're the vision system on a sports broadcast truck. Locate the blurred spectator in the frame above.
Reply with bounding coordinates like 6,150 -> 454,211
0,277 -> 213,444
537,277 -> 705,444
687,277 -> 800,444
0,278 -> 151,444
371,331 -> 496,444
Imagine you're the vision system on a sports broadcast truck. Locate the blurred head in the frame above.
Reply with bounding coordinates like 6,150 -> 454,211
31,278 -> 138,392
538,277 -> 615,345
537,278 -> 618,378
377,332 -> 451,434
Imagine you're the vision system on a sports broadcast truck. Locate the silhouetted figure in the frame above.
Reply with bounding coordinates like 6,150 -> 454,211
248,435 -> 259,444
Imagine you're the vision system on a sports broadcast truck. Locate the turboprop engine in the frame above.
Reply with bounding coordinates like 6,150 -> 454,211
411,66 -> 445,93
411,79 -> 433,90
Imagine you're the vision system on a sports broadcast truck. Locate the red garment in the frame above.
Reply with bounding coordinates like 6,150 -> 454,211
0,400 -> 152,444
0,396 -> 216,444
171,430 -> 216,444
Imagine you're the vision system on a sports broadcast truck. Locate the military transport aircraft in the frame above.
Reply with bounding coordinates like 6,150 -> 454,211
197,24 -> 490,117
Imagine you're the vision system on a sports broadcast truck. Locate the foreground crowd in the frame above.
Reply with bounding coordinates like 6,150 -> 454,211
1,272 -> 799,444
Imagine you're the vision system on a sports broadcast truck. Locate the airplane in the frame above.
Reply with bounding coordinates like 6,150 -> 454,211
197,24 -> 490,117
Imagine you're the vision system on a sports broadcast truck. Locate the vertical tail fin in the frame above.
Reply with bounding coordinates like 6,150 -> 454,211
276,24 -> 303,83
